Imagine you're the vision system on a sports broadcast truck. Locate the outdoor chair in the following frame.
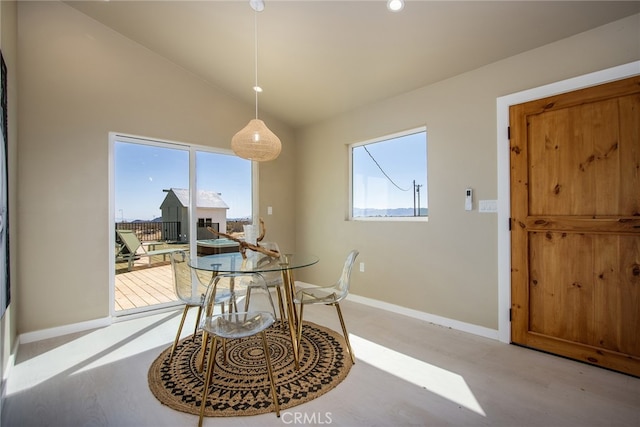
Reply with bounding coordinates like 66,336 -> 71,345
115,229 -> 180,271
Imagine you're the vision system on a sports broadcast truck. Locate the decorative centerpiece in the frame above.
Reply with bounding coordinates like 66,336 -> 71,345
207,218 -> 280,259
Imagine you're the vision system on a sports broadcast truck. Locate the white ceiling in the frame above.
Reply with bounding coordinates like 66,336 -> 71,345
65,1 -> 640,128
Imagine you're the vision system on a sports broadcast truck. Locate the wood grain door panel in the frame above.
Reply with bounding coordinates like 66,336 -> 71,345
510,76 -> 640,376
528,232 -> 639,353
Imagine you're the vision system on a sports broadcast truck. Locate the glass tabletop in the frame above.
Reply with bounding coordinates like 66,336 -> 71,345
189,252 -> 319,273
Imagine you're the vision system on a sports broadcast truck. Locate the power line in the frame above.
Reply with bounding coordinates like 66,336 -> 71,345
363,146 -> 410,191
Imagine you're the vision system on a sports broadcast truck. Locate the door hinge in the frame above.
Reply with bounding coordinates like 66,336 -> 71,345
508,217 -> 512,231
507,126 -> 511,140
509,308 -> 513,322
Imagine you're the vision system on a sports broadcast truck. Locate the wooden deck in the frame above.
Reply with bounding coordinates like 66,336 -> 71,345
113,237 -> 244,312
114,242 -> 191,312
114,262 -> 177,312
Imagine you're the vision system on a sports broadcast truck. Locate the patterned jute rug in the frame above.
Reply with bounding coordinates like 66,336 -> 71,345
148,321 -> 353,417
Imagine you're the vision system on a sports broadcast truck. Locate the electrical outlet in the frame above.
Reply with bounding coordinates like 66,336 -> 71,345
359,262 -> 365,272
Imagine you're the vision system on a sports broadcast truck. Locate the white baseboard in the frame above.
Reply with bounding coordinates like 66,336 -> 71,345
15,289 -> 499,345
0,340 -> 16,423
19,316 -> 113,345
346,292 -> 499,341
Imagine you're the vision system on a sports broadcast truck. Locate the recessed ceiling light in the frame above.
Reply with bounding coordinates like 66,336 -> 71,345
250,0 -> 264,12
387,0 -> 404,12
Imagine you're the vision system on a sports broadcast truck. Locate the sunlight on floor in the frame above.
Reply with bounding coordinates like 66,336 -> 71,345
350,334 -> 486,416
6,311 -> 181,395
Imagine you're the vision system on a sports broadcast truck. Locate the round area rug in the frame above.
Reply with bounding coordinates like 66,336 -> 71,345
148,321 -> 353,417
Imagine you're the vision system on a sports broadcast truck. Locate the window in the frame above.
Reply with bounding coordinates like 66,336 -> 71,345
197,218 -> 213,227
350,128 -> 427,220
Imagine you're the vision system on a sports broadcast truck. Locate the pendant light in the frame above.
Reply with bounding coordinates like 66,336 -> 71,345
231,0 -> 281,162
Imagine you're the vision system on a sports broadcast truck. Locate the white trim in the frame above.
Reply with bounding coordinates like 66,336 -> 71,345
112,305 -> 182,323
16,287 -> 499,351
113,301 -> 182,319
18,316 -> 112,345
496,61 -> 640,344
350,126 -> 427,148
294,280 -> 499,339
350,216 -> 428,222
108,133 -> 116,317
16,305 -> 183,347
1,339 -> 17,419
188,147 -> 197,255
347,292 -> 499,340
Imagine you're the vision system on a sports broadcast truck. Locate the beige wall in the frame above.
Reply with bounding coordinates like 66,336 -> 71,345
16,1 -> 295,333
1,0 -> 17,392
12,1 -> 640,337
294,14 -> 640,329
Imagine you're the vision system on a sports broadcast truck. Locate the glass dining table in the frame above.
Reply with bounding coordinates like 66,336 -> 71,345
189,251 -> 319,369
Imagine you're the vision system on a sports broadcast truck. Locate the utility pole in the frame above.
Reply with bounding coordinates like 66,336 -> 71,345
413,181 -> 423,216
413,179 -> 417,216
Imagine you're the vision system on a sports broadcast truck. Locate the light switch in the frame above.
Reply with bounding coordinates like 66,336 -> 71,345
479,200 -> 498,213
267,206 -> 273,215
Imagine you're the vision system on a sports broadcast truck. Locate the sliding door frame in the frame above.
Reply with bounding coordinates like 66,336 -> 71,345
108,132 -> 258,318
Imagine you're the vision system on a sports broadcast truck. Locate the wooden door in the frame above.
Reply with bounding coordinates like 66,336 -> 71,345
510,76 -> 640,377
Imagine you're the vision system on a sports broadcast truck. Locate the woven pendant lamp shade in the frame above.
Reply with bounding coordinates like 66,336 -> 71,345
231,119 -> 281,162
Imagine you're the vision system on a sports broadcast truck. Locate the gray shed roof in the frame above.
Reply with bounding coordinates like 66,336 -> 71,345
164,188 -> 229,209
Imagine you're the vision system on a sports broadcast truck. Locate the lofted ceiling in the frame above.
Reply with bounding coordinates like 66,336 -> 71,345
64,1 -> 640,128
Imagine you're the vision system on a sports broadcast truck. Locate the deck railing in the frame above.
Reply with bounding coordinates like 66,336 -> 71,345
116,221 -> 181,242
116,218 -> 251,243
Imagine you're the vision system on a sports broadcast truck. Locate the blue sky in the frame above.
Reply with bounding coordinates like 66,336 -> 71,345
352,131 -> 427,211
115,131 -> 426,221
114,141 -> 252,221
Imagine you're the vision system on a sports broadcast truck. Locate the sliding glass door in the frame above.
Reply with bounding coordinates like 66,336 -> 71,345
111,134 -> 253,316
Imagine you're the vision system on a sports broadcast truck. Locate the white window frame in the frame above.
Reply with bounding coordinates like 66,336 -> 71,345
348,126 -> 428,222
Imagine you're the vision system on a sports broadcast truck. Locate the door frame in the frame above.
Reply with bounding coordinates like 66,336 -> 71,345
496,60 -> 640,343
107,132 -> 260,318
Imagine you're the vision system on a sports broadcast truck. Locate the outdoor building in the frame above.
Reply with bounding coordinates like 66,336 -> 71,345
159,188 -> 229,242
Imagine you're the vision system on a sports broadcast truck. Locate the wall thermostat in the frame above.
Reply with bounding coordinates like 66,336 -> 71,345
465,188 -> 473,211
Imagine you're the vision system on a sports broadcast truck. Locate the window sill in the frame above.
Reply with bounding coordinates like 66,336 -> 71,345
348,216 -> 429,222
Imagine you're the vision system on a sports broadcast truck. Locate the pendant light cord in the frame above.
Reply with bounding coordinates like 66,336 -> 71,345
254,8 -> 259,120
